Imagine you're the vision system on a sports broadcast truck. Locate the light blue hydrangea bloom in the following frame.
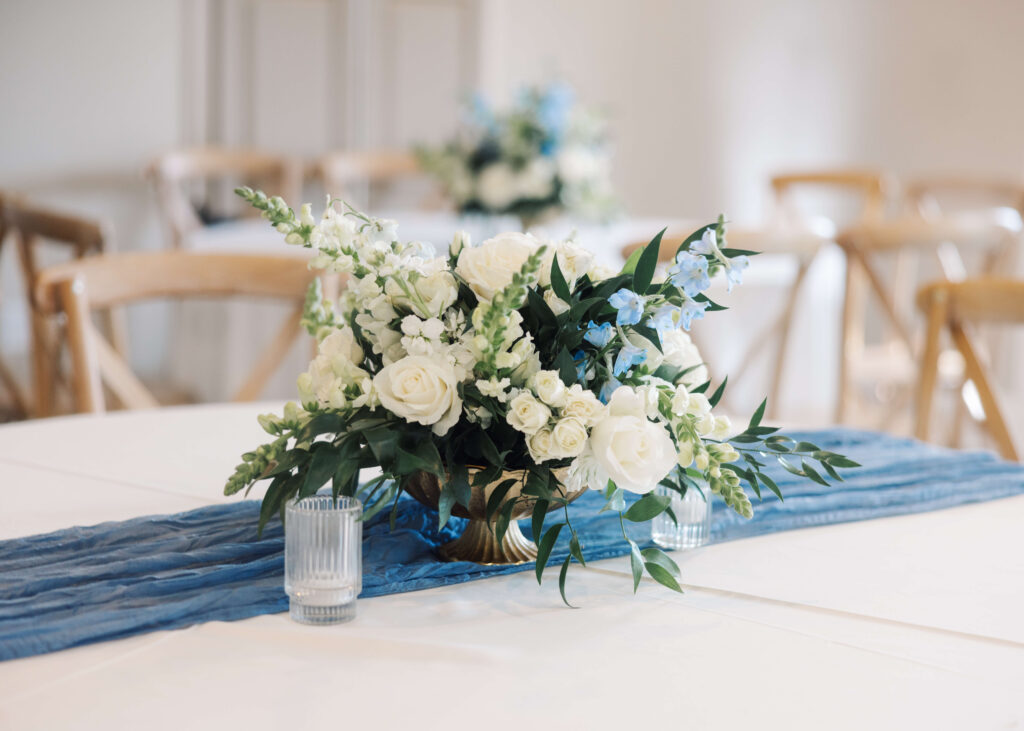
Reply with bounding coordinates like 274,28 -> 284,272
583,320 -> 615,348
613,341 -> 647,376
608,288 -> 645,326
668,251 -> 710,297
679,299 -> 710,331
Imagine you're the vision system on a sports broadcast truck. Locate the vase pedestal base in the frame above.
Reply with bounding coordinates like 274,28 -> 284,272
440,518 -> 537,565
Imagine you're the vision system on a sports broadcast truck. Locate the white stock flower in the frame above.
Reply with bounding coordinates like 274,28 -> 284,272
455,232 -> 539,301
319,327 -> 364,365
373,355 -> 462,436
476,162 -> 519,210
671,384 -> 690,415
530,370 -> 568,408
562,384 -> 605,427
550,416 -> 588,459
506,391 -> 552,435
588,385 -> 677,493
711,415 -> 733,440
476,377 -> 512,401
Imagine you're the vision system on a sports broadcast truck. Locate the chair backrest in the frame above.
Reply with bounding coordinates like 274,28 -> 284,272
147,146 -> 301,247
770,169 -> 888,228
35,252 -> 325,414
315,150 -> 430,210
904,176 -> 1024,219
915,278 -> 1024,460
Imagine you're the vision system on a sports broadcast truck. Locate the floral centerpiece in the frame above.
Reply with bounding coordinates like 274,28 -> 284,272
416,84 -> 616,228
225,188 -> 857,602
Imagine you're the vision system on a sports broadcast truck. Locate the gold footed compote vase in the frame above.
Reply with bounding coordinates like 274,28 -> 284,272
404,467 -> 586,565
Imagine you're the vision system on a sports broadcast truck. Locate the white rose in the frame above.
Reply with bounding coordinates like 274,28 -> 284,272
562,384 -> 605,427
506,391 -> 551,435
373,355 -> 462,436
540,240 -> 596,288
556,146 -> 608,185
530,370 -> 567,408
543,288 -> 570,315
589,414 -> 677,494
551,416 -> 588,459
319,327 -> 363,365
661,329 -> 708,387
456,232 -> 540,301
476,162 -> 519,210
528,428 -> 557,463
377,328 -> 406,364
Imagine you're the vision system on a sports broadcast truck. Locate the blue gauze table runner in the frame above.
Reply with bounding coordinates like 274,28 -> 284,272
2,428 -> 1023,662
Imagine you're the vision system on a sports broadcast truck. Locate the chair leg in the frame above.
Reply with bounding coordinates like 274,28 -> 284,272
836,249 -> 866,423
950,322 -> 1018,461
914,292 -> 946,442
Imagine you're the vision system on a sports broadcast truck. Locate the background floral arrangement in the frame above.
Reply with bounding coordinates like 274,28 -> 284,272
416,84 -> 616,226
225,188 -> 858,602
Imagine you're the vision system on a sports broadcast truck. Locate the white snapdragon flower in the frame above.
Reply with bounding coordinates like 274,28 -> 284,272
476,377 -> 512,402
373,355 -> 462,436
508,336 -> 541,385
455,232 -> 539,301
530,370 -> 568,408
711,415 -> 732,440
506,391 -> 551,435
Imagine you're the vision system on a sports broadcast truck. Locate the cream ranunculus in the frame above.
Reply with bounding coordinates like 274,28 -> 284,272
455,232 -> 539,301
373,355 -> 462,436
506,391 -> 551,435
550,416 -> 588,459
530,369 -> 567,407
562,384 -> 606,427
589,386 -> 676,493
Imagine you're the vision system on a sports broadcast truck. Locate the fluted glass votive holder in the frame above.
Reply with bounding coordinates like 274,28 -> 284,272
284,496 -> 362,625
651,482 -> 712,550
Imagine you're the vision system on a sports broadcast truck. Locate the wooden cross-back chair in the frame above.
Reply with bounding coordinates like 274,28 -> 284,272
915,278 -> 1024,461
0,191 -> 30,418
34,252 -> 325,414
1,195 -> 123,417
314,149 -> 432,210
147,147 -> 301,248
835,200 -> 1019,428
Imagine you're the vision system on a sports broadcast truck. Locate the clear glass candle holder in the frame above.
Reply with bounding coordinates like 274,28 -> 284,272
284,496 -> 362,625
651,481 -> 712,550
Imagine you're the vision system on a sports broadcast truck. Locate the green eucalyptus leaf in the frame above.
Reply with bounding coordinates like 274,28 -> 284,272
569,534 -> 586,567
629,540 -> 644,593
437,482 -> 456,530
749,398 -> 767,429
558,555 -> 574,607
644,562 -> 683,593
550,255 -> 571,302
531,499 -> 550,543
640,547 -> 680,577
535,523 -> 564,584
632,228 -> 665,295
485,478 -> 518,522
623,492 -> 672,522
302,446 -> 342,498
708,376 -> 729,408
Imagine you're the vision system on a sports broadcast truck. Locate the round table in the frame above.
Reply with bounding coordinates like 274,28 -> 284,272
1,404 -> 1022,729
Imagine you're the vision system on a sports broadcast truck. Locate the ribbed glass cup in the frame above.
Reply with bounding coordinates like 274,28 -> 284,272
284,496 -> 362,625
651,482 -> 712,549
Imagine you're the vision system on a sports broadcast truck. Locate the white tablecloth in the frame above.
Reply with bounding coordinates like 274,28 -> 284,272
0,403 -> 1022,729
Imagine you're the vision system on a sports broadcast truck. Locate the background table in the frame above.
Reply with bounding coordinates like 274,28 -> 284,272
1,404 -> 1022,730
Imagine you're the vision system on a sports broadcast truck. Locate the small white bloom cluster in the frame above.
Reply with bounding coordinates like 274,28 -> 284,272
505,372 -> 606,464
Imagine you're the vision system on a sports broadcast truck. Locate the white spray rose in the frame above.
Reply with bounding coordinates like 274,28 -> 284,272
562,384 -> 605,427
373,355 -> 462,436
588,386 -> 677,493
527,428 -> 557,463
506,391 -> 551,435
551,416 -> 588,459
530,370 -> 568,408
455,232 -> 539,301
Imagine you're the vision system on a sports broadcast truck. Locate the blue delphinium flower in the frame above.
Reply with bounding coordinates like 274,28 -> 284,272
613,341 -> 646,376
725,255 -> 750,292
583,320 -> 615,348
573,349 -> 591,382
649,304 -> 682,335
599,377 -> 622,404
679,299 -> 710,331
668,251 -> 710,297
608,289 -> 645,326
690,228 -> 719,256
